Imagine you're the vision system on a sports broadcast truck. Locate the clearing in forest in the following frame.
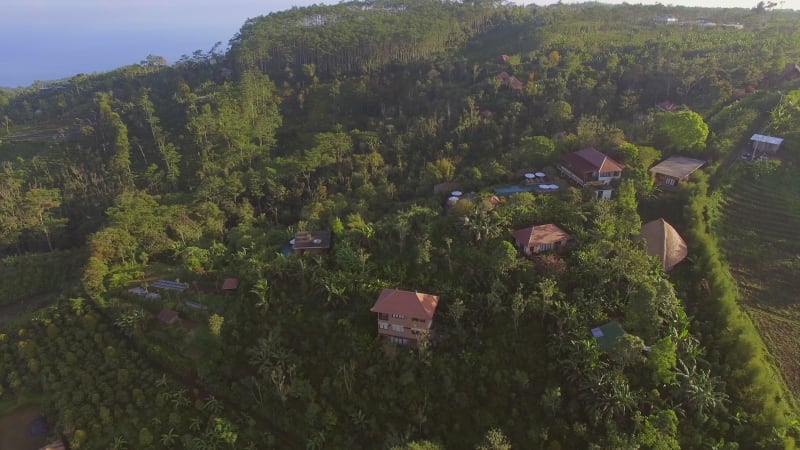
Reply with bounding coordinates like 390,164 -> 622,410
719,162 -> 800,400
0,405 -> 47,450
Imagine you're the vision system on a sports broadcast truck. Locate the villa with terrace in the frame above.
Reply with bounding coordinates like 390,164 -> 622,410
557,148 -> 624,199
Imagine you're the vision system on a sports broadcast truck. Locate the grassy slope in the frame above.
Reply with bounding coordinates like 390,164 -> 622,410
718,162 -> 800,401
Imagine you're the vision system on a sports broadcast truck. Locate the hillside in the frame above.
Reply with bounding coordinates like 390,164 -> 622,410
1,1 -> 800,448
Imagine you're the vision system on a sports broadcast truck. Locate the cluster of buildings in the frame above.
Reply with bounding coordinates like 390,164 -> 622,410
369,146 -> 708,347
139,131 -> 786,349
383,133 -> 779,347
654,16 -> 744,29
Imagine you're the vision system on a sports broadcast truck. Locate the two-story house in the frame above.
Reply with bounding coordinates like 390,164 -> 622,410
370,289 -> 440,345
557,148 -> 624,199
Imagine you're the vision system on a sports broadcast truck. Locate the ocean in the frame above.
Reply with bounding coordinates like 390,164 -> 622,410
0,28 -> 235,88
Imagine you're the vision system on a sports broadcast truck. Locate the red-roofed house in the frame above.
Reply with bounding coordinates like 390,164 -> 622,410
513,224 -> 573,256
508,76 -> 524,90
557,148 -> 624,199
370,289 -> 440,345
222,277 -> 240,291
497,71 -> 511,81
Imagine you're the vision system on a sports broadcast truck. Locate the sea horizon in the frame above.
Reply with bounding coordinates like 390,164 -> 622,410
0,27 -> 235,89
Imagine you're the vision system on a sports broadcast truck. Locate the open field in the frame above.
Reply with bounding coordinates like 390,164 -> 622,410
0,405 -> 47,450
0,121 -> 74,160
719,162 -> 800,399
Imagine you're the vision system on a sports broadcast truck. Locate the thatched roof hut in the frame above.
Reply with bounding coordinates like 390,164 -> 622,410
639,218 -> 688,271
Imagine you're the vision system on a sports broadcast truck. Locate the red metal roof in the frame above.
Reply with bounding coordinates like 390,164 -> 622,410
222,277 -> 240,291
513,224 -> 572,247
370,289 -> 440,321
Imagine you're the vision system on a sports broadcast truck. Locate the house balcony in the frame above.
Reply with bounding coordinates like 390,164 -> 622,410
557,164 -> 587,187
377,321 -> 429,340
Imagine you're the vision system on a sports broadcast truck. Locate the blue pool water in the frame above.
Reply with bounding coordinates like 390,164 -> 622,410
494,185 -> 540,196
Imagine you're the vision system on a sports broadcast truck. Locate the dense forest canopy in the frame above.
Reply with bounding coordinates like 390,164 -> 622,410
2,1 -> 800,448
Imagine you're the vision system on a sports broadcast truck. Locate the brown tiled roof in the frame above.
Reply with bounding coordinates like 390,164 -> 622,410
370,289 -> 440,321
157,309 -> 179,325
561,148 -> 624,174
222,277 -> 240,291
513,224 -> 572,247
639,218 -> 688,271
649,156 -> 705,179
581,148 -> 624,172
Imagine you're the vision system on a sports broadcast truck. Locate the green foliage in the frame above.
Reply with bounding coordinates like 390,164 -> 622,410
0,251 -> 81,305
649,336 -> 678,386
654,110 -> 709,156
476,428 -> 512,450
208,314 -> 224,337
0,2 -> 799,449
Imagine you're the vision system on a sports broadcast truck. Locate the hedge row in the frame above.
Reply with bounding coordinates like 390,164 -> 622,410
683,173 -> 796,448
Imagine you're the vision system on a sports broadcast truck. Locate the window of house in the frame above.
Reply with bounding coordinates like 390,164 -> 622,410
389,336 -> 408,345
391,324 -> 405,333
379,322 -> 389,329
391,313 -> 405,319
666,177 -> 676,186
538,242 -> 554,252
377,313 -> 388,321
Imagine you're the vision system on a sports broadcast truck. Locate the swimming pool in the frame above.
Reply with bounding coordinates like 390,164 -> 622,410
494,185 -> 538,195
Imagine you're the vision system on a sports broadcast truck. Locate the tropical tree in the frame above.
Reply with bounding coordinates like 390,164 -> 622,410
654,110 -> 709,156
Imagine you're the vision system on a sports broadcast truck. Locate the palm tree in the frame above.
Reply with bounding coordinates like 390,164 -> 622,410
538,278 -> 559,322
250,279 -> 270,314
160,428 -> 179,447
203,395 -> 223,415
674,359 -> 728,417
112,436 -> 128,450
170,388 -> 190,409
155,374 -> 169,388
306,430 -> 327,450
189,417 -> 203,432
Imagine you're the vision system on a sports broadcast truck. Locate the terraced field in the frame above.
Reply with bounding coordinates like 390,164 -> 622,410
719,163 -> 800,398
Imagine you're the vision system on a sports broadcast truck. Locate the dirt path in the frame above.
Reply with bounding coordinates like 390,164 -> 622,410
0,292 -> 59,323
